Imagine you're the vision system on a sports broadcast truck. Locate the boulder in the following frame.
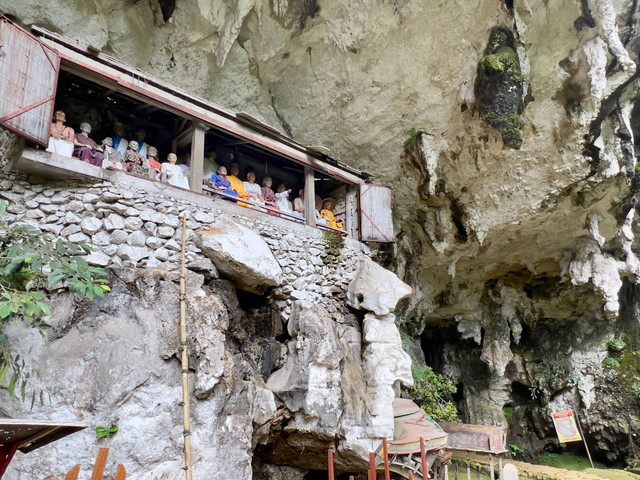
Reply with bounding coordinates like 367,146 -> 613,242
196,215 -> 283,294
346,257 -> 412,315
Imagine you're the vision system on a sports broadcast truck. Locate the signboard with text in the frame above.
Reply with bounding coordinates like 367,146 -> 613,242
552,411 -> 582,443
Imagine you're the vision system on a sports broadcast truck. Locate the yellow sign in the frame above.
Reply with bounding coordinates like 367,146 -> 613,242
552,411 -> 582,443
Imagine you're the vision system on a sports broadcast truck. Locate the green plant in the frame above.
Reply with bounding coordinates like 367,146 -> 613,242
96,424 -> 119,440
509,444 -> 522,458
403,128 -> 426,151
322,231 -> 344,262
0,202 -> 110,398
604,357 -> 621,370
404,366 -> 459,422
608,338 -> 628,353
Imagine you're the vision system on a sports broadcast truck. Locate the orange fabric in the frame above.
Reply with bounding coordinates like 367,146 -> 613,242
228,175 -> 249,207
321,209 -> 344,230
148,159 -> 162,171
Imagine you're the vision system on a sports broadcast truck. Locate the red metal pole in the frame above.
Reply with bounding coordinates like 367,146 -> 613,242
383,437 -> 391,480
328,449 -> 335,480
420,437 -> 428,479
0,443 -> 19,479
369,452 -> 377,480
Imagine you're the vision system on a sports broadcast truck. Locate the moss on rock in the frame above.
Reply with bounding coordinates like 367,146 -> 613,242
475,28 -> 526,149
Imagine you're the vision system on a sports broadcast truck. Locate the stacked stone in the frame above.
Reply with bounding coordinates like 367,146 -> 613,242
0,175 -> 369,309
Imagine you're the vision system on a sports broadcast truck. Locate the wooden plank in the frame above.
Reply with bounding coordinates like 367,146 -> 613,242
0,17 -> 60,146
65,464 -> 81,480
345,185 -> 358,238
90,448 -> 110,480
359,184 -> 394,243
114,464 -> 127,480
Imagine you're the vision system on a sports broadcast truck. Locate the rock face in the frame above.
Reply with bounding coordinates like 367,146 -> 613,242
346,256 -> 413,315
196,215 -> 284,294
0,169 -> 412,478
5,0 -> 640,469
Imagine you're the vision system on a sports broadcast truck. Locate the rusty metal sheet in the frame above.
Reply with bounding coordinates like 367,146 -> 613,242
359,184 -> 394,243
0,17 -> 60,146
439,422 -> 508,454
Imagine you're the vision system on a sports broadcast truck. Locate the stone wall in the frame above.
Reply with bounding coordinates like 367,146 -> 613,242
0,142 -> 413,479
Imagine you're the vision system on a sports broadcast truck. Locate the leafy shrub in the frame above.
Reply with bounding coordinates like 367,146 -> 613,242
0,203 -> 110,398
405,366 -> 460,422
608,338 -> 627,353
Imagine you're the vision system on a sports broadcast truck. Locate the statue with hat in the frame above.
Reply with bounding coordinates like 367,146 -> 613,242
320,197 -> 344,230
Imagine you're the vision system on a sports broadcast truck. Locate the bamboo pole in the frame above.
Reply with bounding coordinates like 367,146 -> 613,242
179,213 -> 193,480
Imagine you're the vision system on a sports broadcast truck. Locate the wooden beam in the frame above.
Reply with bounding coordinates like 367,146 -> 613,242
304,166 -> 316,227
189,122 -> 205,194
34,29 -> 365,184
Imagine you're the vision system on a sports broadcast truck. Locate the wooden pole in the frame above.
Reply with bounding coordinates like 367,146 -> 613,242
369,452 -> 377,480
466,466 -> 471,480
328,449 -> 335,480
575,411 -> 595,469
188,122 -> 205,194
419,437 -> 428,479
444,464 -> 449,480
455,463 -> 459,480
498,455 -> 503,480
489,455 -> 495,480
180,214 -> 194,480
383,438 -> 391,480
304,166 -> 316,227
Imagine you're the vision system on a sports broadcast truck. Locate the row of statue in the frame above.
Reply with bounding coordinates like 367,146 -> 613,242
46,111 -> 343,230
46,111 -> 190,190
208,164 -> 344,230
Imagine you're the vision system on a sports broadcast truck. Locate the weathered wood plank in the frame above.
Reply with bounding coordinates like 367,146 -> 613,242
0,18 -> 59,145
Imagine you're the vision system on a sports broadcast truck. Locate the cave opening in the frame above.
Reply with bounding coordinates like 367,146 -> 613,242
511,381 -> 540,407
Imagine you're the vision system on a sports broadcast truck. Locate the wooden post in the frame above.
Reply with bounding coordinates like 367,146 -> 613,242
90,448 -> 110,480
383,437 -> 391,480
444,464 -> 449,480
369,452 -> 377,480
490,455 -> 495,480
188,121 -> 205,194
455,463 -> 459,480
499,455 -> 503,480
345,184 -> 358,238
328,449 -> 335,480
466,466 -> 471,480
304,166 -> 316,227
575,411 -> 595,469
409,473 -> 414,480
419,437 -> 428,479
180,214 -> 193,480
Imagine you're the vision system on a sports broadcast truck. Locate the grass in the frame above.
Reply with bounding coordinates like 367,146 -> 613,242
540,452 -> 605,470
540,453 -> 640,480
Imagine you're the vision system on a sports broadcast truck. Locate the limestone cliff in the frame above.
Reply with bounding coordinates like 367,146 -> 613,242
3,0 -> 640,470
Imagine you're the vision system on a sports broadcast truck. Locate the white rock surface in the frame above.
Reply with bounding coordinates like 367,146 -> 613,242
196,215 -> 283,294
347,257 -> 412,315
